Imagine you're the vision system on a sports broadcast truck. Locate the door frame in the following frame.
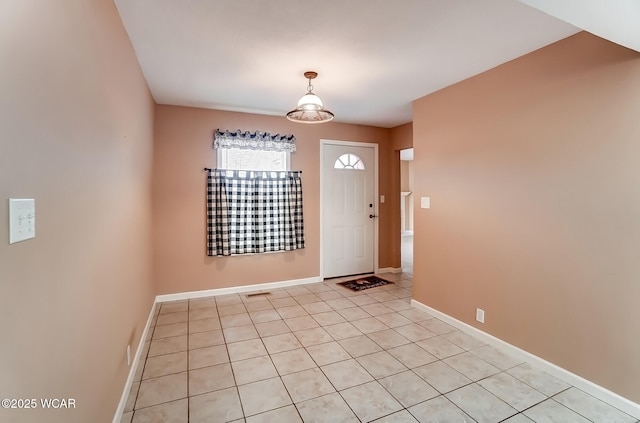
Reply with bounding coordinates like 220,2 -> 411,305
320,139 -> 379,279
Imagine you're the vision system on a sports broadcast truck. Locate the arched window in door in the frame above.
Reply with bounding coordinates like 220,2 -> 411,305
334,153 -> 365,170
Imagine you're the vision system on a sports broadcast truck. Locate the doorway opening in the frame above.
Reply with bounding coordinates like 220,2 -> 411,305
400,148 -> 413,273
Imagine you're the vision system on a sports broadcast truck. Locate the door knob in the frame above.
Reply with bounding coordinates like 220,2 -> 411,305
369,214 -> 378,219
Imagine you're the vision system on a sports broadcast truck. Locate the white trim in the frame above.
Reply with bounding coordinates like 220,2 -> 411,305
376,267 -> 402,274
320,139 -> 379,279
112,302 -> 157,423
411,299 -> 640,419
155,276 -> 322,303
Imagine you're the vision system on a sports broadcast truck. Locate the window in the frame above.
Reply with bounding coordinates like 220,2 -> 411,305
207,129 -> 304,257
213,129 -> 295,171
334,153 -> 365,170
218,148 -> 289,171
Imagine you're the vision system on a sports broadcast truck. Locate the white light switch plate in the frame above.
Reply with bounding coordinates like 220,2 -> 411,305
9,198 -> 36,244
420,196 -> 431,209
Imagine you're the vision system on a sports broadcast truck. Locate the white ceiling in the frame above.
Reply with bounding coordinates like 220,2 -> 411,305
519,0 -> 640,54
114,0 -> 636,128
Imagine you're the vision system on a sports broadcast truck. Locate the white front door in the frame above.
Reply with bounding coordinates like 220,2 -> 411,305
322,142 -> 376,278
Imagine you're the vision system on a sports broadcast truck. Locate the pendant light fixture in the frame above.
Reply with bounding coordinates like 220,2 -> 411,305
286,71 -> 334,124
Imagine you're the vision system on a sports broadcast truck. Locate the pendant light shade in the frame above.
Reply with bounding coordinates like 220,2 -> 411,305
286,71 -> 334,124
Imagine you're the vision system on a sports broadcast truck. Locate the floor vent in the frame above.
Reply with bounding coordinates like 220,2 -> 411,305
246,292 -> 271,298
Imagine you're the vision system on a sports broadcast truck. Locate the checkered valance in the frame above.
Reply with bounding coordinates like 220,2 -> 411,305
213,129 -> 296,153
206,169 -> 305,256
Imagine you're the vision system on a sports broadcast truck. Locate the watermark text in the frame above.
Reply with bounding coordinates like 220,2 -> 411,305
2,398 -> 76,409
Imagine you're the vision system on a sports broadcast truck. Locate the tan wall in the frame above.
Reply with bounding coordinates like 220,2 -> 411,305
0,1 -> 155,422
153,106 -> 399,294
391,122 -> 413,151
412,32 -> 640,402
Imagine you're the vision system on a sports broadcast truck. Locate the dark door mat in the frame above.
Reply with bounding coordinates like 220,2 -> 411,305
337,275 -> 393,291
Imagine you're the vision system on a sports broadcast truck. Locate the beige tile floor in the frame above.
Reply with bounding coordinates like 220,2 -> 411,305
121,273 -> 638,423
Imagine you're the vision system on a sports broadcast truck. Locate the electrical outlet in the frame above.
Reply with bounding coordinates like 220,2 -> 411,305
476,308 -> 485,323
126,344 -> 131,366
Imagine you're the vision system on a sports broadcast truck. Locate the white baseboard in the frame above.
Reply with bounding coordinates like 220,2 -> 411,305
411,299 -> 640,419
155,276 -> 322,303
112,302 -> 157,423
377,267 -> 402,274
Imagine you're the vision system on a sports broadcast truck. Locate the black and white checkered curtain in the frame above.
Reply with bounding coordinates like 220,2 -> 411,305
207,169 -> 305,256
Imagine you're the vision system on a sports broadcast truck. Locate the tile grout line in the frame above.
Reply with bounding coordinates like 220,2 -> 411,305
315,305 -> 498,422
220,294 -> 248,420
142,273 -> 634,423
548,387 -> 604,423
272,286 -> 359,421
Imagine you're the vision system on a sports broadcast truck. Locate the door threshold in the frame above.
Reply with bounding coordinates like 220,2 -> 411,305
323,272 -> 374,281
